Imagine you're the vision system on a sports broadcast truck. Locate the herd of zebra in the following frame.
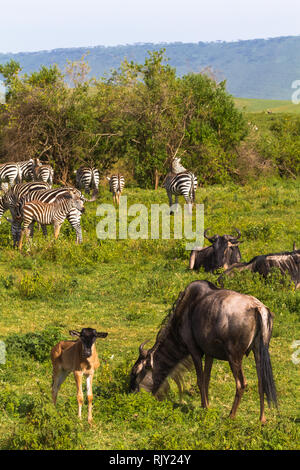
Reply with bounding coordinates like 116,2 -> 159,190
0,156 -> 197,248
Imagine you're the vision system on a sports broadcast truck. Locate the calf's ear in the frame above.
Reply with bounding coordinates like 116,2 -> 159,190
69,330 -> 81,337
96,332 -> 108,338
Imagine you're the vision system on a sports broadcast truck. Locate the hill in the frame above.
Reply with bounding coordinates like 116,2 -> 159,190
1,35 -> 300,99
234,97 -> 300,114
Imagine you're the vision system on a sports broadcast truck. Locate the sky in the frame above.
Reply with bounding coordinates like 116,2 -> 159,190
1,0 -> 300,53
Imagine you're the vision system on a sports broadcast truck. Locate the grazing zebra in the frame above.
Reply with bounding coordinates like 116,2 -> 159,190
18,193 -> 84,250
75,166 -> 100,196
33,163 -> 54,186
0,162 -> 21,189
162,158 -> 197,214
106,174 -> 125,206
14,187 -> 85,245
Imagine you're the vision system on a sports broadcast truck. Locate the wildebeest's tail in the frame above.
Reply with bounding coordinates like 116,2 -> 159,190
256,306 -> 277,408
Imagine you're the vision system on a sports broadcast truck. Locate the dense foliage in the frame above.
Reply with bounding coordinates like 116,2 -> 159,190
0,51 -> 248,186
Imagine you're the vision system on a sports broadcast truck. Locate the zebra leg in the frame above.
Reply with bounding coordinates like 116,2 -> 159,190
41,224 -> 48,237
174,195 -> 180,214
29,221 -> 35,238
53,223 -> 62,240
19,227 -> 30,250
75,226 -> 83,244
167,191 -> 174,214
185,197 -> 193,215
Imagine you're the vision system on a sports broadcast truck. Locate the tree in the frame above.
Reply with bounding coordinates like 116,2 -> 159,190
0,59 -> 121,183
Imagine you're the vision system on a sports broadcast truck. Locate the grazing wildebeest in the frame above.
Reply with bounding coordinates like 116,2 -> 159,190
130,280 -> 277,423
51,328 -> 108,424
189,228 -> 243,272
219,245 -> 300,289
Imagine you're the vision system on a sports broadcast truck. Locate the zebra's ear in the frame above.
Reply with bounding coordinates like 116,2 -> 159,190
106,177 -> 111,181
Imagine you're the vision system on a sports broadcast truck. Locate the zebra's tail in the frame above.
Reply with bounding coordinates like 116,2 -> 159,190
16,164 -> 22,184
189,173 -> 196,204
91,169 -> 99,198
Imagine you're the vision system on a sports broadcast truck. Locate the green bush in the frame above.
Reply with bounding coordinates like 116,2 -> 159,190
5,326 -> 64,362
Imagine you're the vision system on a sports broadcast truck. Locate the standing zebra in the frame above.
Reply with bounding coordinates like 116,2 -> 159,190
18,193 -> 84,250
0,181 -> 51,246
14,187 -> 86,245
18,159 -> 36,182
75,166 -> 100,196
0,181 -> 51,222
106,174 -> 125,206
162,158 -> 197,214
33,161 -> 54,186
0,162 -> 22,189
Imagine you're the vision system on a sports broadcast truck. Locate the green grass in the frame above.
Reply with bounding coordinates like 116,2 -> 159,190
234,97 -> 300,114
0,179 -> 299,450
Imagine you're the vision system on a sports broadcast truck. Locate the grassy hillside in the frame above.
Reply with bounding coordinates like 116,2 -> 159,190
2,35 -> 300,99
0,179 -> 299,450
235,97 -> 300,114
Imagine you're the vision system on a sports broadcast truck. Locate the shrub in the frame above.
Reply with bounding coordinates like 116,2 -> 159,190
5,326 -> 64,362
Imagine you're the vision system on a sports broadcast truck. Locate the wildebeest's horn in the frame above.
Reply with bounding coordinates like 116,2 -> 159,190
204,228 -> 217,242
232,227 -> 241,239
139,340 -> 150,356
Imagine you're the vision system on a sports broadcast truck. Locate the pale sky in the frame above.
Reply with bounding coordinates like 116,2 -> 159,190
1,0 -> 300,53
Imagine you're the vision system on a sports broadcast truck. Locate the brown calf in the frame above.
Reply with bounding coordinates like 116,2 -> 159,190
51,328 -> 108,424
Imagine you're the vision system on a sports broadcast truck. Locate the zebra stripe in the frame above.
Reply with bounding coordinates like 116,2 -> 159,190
163,171 -> 197,213
107,174 -> 125,205
75,166 -> 100,195
16,187 -> 85,244
0,163 -> 21,187
19,196 -> 84,249
18,159 -> 35,182
0,182 -> 51,221
34,164 -> 54,186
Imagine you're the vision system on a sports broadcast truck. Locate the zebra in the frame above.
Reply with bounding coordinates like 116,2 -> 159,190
18,159 -> 36,182
0,181 -> 51,222
33,163 -> 54,186
0,181 -> 51,246
106,174 -> 125,206
75,166 -> 100,196
0,162 -> 22,189
162,158 -> 197,214
18,193 -> 84,250
13,187 -> 86,245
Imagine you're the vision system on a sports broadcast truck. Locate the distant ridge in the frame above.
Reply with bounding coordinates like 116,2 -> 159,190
1,36 -> 300,100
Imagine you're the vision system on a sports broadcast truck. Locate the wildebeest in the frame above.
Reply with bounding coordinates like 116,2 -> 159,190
219,244 -> 300,289
130,280 -> 277,423
51,328 -> 108,424
189,228 -> 243,272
